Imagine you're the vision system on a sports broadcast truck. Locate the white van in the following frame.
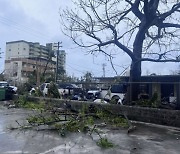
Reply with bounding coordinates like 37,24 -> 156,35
101,84 -> 127,104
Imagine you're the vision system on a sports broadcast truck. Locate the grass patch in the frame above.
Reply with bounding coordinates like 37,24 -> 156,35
96,109 -> 128,128
15,95 -> 45,110
23,102 -> 45,110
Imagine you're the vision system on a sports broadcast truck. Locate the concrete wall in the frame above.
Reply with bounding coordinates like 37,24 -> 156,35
6,41 -> 29,60
25,96 -> 180,127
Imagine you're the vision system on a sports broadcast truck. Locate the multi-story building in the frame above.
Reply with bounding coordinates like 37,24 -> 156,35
4,40 -> 66,85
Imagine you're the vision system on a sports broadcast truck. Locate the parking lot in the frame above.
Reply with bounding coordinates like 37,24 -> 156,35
1,102 -> 180,154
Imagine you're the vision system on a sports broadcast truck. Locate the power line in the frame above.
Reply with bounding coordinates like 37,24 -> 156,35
67,61 -> 101,72
0,16 -> 53,42
66,64 -> 85,74
0,16 -> 50,38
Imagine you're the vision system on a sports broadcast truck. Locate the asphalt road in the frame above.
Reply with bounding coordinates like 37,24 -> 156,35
0,102 -> 180,154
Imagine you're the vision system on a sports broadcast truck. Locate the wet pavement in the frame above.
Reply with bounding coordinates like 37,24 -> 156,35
0,103 -> 180,154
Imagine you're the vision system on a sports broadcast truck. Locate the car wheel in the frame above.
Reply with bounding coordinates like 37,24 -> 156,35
110,96 -> 120,104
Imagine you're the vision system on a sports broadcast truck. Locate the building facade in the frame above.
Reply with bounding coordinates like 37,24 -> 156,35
4,40 -> 66,85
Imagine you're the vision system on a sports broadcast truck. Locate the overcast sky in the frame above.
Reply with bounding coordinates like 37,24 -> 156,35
0,0 -> 179,78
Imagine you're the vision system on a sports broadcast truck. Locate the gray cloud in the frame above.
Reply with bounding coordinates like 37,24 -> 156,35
0,1 -> 179,77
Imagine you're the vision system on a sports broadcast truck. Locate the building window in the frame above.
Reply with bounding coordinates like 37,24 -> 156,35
21,71 -> 27,77
13,72 -> 17,77
9,49 -> 11,51
24,48 -> 26,50
22,63 -> 26,67
14,62 -> 18,66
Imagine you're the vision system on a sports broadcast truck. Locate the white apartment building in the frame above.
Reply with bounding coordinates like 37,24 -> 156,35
4,40 -> 66,85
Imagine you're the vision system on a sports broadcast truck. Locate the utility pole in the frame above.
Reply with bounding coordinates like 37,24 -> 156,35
53,42 -> 62,83
0,48 -> 3,58
102,63 -> 106,77
36,57 -> 40,86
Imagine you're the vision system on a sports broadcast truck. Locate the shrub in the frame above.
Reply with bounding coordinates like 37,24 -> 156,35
96,138 -> 114,149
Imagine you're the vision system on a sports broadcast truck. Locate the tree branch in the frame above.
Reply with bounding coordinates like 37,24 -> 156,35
160,23 -> 180,28
141,58 -> 180,62
159,2 -> 180,21
128,0 -> 144,20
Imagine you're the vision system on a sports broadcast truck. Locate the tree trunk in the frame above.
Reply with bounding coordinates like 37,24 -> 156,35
129,59 -> 141,102
126,21 -> 146,103
124,59 -> 141,104
129,18 -> 148,102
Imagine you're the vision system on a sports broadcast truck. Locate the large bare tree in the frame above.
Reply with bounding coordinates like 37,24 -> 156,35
60,0 -> 180,101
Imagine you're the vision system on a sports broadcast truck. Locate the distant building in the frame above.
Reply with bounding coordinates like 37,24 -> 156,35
4,40 -> 66,85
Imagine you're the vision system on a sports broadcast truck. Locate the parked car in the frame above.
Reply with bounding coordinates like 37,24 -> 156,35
71,95 -> 82,101
93,98 -> 108,104
86,90 -> 101,100
0,81 -> 8,88
57,83 -> 75,96
39,82 -> 81,98
9,86 -> 18,93
39,83 -> 50,96
0,81 -> 17,93
101,84 -> 127,104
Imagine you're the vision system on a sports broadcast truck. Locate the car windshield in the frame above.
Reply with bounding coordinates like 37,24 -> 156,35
110,84 -> 127,93
57,83 -> 76,89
